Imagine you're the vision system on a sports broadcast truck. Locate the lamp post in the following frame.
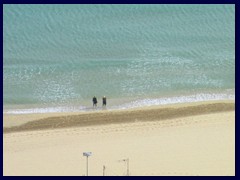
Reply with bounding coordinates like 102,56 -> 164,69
120,158 -> 129,176
103,165 -> 106,176
83,152 -> 92,176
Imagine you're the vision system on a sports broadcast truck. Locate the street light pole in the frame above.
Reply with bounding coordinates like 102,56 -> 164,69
121,158 -> 129,176
103,165 -> 106,176
83,152 -> 92,176
127,158 -> 129,176
125,158 -> 129,176
86,156 -> 88,176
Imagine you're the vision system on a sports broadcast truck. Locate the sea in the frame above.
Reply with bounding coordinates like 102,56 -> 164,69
3,4 -> 235,114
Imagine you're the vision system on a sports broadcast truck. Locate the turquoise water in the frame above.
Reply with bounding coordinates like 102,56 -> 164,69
3,4 -> 235,114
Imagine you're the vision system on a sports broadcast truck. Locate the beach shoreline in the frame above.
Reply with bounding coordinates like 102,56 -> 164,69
4,100 -> 234,133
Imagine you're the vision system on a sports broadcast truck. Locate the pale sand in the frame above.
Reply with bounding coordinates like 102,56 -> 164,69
3,101 -> 235,176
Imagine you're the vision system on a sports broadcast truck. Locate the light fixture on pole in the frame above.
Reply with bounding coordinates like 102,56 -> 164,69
83,152 -> 92,176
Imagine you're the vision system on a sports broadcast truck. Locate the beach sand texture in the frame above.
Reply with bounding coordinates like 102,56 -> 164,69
3,101 -> 235,176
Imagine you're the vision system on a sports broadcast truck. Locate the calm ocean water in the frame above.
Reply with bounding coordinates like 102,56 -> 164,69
3,4 -> 235,114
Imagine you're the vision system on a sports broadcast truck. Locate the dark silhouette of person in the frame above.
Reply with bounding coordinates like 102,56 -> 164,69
93,96 -> 97,107
102,96 -> 107,107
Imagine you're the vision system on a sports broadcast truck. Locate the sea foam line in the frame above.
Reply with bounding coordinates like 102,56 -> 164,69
110,93 -> 235,110
4,106 -> 88,115
4,93 -> 235,114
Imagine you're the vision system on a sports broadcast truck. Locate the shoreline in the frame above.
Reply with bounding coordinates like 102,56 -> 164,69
3,100 -> 235,134
3,91 -> 235,115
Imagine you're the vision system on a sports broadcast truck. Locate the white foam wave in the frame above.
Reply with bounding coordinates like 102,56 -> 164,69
4,93 -> 234,114
4,106 -> 87,115
110,93 -> 235,110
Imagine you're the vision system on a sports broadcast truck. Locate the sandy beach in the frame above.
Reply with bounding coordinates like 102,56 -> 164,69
3,101 -> 235,176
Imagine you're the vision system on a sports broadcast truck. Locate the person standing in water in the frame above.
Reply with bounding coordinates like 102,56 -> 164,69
102,96 -> 107,107
93,96 -> 97,107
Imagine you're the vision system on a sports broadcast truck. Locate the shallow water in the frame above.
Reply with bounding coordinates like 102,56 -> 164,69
3,4 -> 235,113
